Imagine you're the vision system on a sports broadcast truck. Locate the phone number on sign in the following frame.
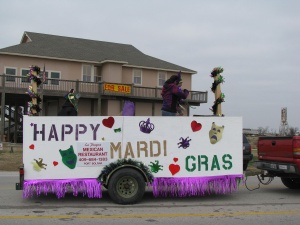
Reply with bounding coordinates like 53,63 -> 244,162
79,157 -> 108,162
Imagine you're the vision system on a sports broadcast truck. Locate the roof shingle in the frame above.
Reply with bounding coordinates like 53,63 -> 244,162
0,32 -> 196,74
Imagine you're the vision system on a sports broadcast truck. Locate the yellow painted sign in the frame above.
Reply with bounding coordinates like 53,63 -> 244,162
104,83 -> 131,94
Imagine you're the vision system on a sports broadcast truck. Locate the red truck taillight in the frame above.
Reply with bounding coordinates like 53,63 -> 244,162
19,167 -> 24,175
293,139 -> 300,158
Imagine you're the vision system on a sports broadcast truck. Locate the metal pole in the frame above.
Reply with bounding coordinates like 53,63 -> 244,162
1,75 -> 6,142
40,80 -> 44,116
98,82 -> 102,116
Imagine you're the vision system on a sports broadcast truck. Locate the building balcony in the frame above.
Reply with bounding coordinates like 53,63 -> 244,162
0,74 -> 208,106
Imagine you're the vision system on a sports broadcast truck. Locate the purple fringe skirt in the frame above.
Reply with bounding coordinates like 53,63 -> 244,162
23,175 -> 243,199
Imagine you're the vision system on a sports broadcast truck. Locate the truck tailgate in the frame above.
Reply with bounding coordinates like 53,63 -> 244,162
258,136 -> 294,161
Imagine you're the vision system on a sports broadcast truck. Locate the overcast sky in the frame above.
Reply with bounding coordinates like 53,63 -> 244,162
1,0 -> 299,131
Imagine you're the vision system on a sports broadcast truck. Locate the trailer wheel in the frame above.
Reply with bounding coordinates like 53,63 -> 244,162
20,173 -> 24,190
243,161 -> 248,171
281,178 -> 300,189
108,168 -> 145,204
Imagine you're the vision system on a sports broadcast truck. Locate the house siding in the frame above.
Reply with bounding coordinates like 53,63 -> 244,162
0,54 -> 198,117
0,32 -> 208,142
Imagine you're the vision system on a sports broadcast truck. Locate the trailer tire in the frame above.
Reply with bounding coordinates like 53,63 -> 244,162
108,168 -> 145,204
20,173 -> 24,190
243,161 -> 248,171
281,178 -> 300,189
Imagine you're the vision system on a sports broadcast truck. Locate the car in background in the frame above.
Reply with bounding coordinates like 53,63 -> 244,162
243,134 -> 253,171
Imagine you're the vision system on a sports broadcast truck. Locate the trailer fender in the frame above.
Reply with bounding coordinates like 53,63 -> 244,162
101,164 -> 150,187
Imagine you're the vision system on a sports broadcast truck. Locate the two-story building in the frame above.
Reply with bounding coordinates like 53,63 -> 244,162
0,31 -> 208,142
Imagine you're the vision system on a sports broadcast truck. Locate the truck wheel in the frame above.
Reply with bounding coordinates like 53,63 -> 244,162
20,173 -> 24,190
281,178 -> 300,189
243,161 -> 248,171
108,168 -> 145,204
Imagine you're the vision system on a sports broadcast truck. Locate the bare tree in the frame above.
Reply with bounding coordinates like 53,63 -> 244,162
258,126 -> 269,135
269,128 -> 277,135
288,127 -> 299,136
257,127 -> 263,135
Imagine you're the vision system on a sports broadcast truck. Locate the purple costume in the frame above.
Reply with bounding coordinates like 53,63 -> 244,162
161,82 -> 189,113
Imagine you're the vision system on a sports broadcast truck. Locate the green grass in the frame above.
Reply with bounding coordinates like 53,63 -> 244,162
249,153 -> 258,168
0,150 -> 23,171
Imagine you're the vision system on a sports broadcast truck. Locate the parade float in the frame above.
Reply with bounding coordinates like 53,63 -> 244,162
16,66 -> 243,204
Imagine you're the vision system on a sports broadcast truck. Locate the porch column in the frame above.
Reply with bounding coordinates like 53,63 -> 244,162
97,82 -> 102,116
1,75 -> 6,142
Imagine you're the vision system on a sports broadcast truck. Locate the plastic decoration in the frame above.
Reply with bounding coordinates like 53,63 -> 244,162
210,67 -> 225,116
139,118 -> 155,134
29,65 -> 41,74
27,65 -> 42,86
27,73 -> 42,86
26,85 -> 42,116
25,65 -> 43,116
210,93 -> 225,115
97,159 -> 154,184
121,100 -> 135,116
148,160 -> 163,173
26,86 -> 40,99
210,67 -> 223,77
22,175 -> 242,199
152,175 -> 243,197
23,179 -> 102,199
66,91 -> 80,112
57,89 -> 80,116
28,102 -> 42,113
211,75 -> 225,93
26,86 -> 34,97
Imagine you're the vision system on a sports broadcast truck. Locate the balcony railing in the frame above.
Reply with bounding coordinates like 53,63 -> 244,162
0,74 -> 208,105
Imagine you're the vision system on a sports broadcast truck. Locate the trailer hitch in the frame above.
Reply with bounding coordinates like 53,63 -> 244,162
244,170 -> 274,191
257,171 -> 274,185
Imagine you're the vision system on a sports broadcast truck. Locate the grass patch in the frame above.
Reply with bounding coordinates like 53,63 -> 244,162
248,153 -> 258,168
0,150 -> 23,171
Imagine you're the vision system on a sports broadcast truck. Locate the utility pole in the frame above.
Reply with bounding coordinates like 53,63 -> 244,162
279,107 -> 289,136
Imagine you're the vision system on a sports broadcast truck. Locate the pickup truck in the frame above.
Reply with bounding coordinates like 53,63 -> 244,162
243,134 -> 253,171
254,136 -> 300,189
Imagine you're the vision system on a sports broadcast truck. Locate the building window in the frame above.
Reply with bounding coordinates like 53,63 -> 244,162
82,64 -> 93,82
93,67 -> 102,82
50,72 -> 60,85
43,71 -> 60,85
5,67 -> 16,82
158,71 -> 166,87
21,69 -> 30,83
133,69 -> 142,85
94,75 -> 102,82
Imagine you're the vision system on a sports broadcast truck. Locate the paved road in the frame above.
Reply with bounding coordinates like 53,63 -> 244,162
0,172 -> 300,225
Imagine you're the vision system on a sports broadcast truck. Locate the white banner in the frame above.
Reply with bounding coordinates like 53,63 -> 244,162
23,116 -> 243,180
